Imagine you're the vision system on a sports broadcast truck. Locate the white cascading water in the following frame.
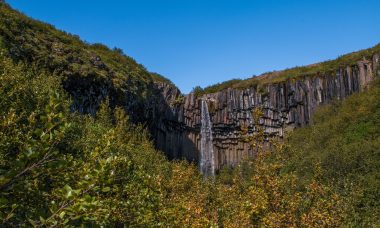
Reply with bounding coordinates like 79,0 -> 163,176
200,99 -> 215,177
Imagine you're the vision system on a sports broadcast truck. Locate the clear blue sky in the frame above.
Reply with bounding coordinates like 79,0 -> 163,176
7,0 -> 380,93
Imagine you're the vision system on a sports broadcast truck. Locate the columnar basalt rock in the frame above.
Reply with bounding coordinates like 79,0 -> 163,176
153,56 -> 379,171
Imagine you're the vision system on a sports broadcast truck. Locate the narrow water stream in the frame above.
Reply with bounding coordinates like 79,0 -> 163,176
200,99 -> 215,177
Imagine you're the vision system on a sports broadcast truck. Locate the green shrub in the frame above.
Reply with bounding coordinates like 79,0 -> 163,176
191,85 -> 204,97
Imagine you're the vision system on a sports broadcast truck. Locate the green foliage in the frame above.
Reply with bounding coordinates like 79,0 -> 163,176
191,85 -> 204,97
150,72 -> 174,86
0,52 -> 354,227
233,77 -> 260,90
284,78 -> 380,226
0,54 -> 174,226
257,44 -> 379,84
0,2 -> 176,109
191,78 -> 260,96
213,110 -> 346,227
0,55 -> 73,225
195,44 -> 380,93
170,95 -> 185,106
203,79 -> 242,94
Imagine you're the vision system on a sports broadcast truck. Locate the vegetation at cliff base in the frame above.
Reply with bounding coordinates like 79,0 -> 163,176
1,50 -> 378,225
285,78 -> 380,225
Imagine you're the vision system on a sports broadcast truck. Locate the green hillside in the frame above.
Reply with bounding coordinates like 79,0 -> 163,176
193,43 -> 380,96
284,78 -> 380,225
0,2 -> 174,119
0,2 -> 172,86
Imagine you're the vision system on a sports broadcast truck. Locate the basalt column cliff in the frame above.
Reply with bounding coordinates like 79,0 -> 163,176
153,54 -> 380,171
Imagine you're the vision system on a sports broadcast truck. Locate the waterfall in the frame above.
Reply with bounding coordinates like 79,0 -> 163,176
200,99 -> 215,177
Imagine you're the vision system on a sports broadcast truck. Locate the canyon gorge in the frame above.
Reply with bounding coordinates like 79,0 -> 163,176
152,54 -> 380,172
1,1 -> 379,174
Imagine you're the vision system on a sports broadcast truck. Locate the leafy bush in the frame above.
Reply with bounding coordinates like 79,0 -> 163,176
0,54 -> 175,226
191,85 -> 204,97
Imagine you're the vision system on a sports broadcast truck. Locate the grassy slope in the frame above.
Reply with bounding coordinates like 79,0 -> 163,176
197,43 -> 380,95
0,2 -> 174,97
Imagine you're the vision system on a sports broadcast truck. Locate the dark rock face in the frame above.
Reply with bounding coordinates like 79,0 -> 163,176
153,57 -> 379,170
148,83 -> 200,161
61,53 -> 379,171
